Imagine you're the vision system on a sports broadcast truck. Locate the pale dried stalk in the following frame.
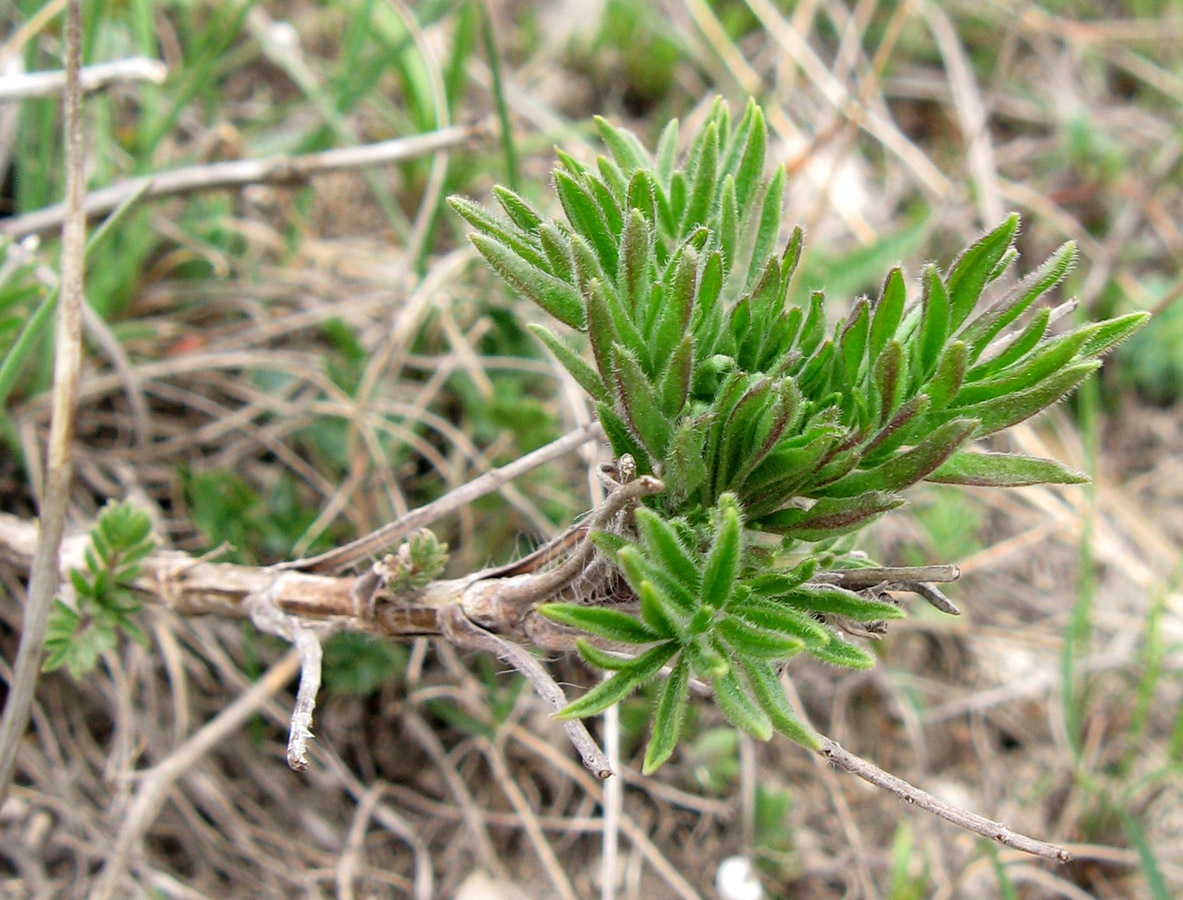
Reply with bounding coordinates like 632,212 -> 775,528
248,577 -> 327,770
0,0 -> 86,805
0,55 -> 166,101
0,121 -> 491,240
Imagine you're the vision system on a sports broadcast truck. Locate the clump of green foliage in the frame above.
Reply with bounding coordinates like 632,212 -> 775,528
43,500 -> 154,678
449,98 -> 1147,773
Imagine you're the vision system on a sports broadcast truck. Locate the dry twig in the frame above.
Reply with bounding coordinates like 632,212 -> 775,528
0,0 -> 86,805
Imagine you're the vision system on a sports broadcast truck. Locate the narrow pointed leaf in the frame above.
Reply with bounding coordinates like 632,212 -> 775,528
658,334 -> 693,418
701,494 -> 742,608
594,115 -> 650,174
470,233 -> 584,328
870,267 -> 906,358
729,599 -> 832,648
754,493 -> 905,541
558,642 -> 678,719
963,240 -> 1076,356
928,451 -> 1089,486
718,616 -> 804,659
744,659 -> 823,749
953,360 -> 1100,436
555,170 -> 618,275
492,185 -> 542,231
968,306 -> 1051,380
596,402 -> 652,473
576,639 -> 640,671
538,603 -> 659,643
643,656 -> 689,773
787,586 -> 905,622
821,418 -> 978,498
807,637 -> 876,669
639,581 -> 683,638
712,667 -> 773,740
919,265 -> 949,376
635,508 -> 702,591
1078,312 -> 1150,358
613,344 -> 670,457
528,324 -> 608,402
927,340 -> 969,410
946,214 -> 1019,330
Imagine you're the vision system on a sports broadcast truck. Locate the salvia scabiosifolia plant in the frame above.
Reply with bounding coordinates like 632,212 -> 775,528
448,98 -> 1147,774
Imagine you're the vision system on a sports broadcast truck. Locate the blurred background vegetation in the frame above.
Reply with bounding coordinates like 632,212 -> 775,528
1,1 -> 1181,898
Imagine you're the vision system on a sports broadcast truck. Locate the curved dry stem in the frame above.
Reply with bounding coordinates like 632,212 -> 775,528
820,737 -> 1073,863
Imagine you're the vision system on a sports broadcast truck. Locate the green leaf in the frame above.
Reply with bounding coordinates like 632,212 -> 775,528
448,196 -> 547,270
1078,312 -> 1150,358
819,418 -> 979,498
954,329 -> 1092,407
962,241 -> 1076,356
807,636 -> 876,669
754,493 -> 906,541
618,209 -> 653,316
863,395 -> 929,460
470,233 -> 585,329
928,451 -> 1089,487
701,494 -> 742,608
918,265 -> 949,376
558,641 -> 678,719
712,666 -> 773,740
658,334 -> 693,418
644,656 -> 690,773
576,638 -> 640,671
743,659 -> 822,749
681,121 -> 718,236
728,599 -> 832,648
968,306 -> 1051,380
639,581 -> 685,639
663,415 -> 710,501
788,586 -> 906,622
528,324 -> 608,402
840,298 -> 870,385
951,360 -> 1100,436
635,508 -> 702,591
555,170 -> 618,276
927,340 -> 969,411
538,603 -> 659,644
594,115 -> 651,175
732,101 -> 767,205
596,402 -> 652,473
718,616 -> 804,659
654,246 -> 696,365
656,119 -> 679,187
617,546 -> 698,615
612,344 -> 670,457
946,214 -> 1019,330
870,267 -> 906,359
746,167 -> 785,288
492,185 -> 542,231
539,223 -> 575,281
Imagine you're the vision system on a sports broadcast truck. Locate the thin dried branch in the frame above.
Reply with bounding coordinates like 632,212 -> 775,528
0,55 -> 166,101
0,0 -> 86,805
248,578 -> 328,770
0,121 -> 492,240
820,737 -> 1073,863
291,420 -> 602,574
442,605 -> 611,779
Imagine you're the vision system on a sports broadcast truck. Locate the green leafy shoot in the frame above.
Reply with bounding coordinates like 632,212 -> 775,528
43,500 -> 155,679
450,97 -> 1148,771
